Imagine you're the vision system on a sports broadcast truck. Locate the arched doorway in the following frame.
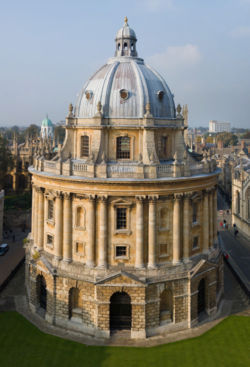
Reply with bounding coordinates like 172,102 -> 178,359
18,174 -> 26,190
160,289 -> 173,323
197,279 -> 206,315
36,275 -> 47,310
4,174 -> 13,190
68,287 -> 80,319
110,292 -> 131,330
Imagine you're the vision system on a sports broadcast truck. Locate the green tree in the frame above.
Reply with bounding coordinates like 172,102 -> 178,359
54,125 -> 65,144
216,132 -> 238,147
0,136 -> 14,189
241,130 -> 250,139
25,124 -> 40,139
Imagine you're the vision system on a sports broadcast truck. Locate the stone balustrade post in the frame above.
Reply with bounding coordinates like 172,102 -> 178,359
173,194 -> 182,263
148,196 -> 158,269
55,191 -> 63,259
135,196 -> 145,268
87,195 -> 95,267
63,193 -> 72,262
98,196 -> 108,268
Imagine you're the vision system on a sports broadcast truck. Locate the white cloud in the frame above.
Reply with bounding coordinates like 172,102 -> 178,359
230,25 -> 250,38
138,0 -> 175,12
148,44 -> 202,73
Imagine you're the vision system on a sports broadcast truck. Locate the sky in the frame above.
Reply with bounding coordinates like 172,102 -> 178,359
0,0 -> 250,128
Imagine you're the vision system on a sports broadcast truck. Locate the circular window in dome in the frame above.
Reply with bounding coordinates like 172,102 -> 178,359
157,90 -> 164,101
85,90 -> 93,100
120,89 -> 129,100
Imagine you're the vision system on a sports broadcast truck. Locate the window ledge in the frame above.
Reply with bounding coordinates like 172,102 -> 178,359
114,229 -> 131,235
192,221 -> 199,228
74,226 -> 86,231
47,219 -> 55,226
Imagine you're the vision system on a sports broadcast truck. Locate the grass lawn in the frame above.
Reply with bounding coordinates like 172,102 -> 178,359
0,312 -> 249,367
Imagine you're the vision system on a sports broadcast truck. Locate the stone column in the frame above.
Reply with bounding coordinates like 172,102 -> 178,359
183,194 -> 191,260
173,194 -> 182,264
34,186 -> 39,245
98,196 -> 108,268
87,195 -> 95,267
63,193 -> 72,262
203,190 -> 209,252
135,196 -> 144,268
209,190 -> 213,247
31,184 -> 36,239
213,188 -> 217,243
55,191 -> 63,260
37,188 -> 44,250
148,196 -> 157,269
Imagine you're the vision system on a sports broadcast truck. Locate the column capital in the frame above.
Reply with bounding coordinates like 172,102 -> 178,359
183,192 -> 192,200
35,187 -> 44,194
86,194 -> 96,201
98,195 -> 108,202
55,191 -> 63,199
135,195 -> 146,202
174,193 -> 183,201
148,195 -> 159,202
63,192 -> 71,200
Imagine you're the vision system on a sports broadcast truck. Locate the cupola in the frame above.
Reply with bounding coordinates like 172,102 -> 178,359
115,16 -> 138,57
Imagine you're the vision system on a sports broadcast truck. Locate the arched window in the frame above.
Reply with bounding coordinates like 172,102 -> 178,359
160,289 -> 173,323
68,287 -> 80,319
118,43 -> 120,50
116,136 -> 130,159
160,208 -> 168,229
131,43 -> 134,51
236,191 -> 240,215
76,207 -> 85,228
124,42 -> 128,50
81,136 -> 89,157
36,275 -> 47,311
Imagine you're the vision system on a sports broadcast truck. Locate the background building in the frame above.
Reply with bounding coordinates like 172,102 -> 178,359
209,120 -> 231,133
25,19 -> 223,340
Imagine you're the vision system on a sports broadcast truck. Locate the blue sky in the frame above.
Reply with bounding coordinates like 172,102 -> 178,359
0,0 -> 250,128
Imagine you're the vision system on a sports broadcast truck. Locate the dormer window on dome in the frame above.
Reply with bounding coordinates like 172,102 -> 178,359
115,17 -> 138,57
157,91 -> 164,101
85,90 -> 93,100
120,89 -> 129,100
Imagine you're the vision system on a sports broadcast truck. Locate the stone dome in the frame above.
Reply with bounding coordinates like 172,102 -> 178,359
75,19 -> 175,120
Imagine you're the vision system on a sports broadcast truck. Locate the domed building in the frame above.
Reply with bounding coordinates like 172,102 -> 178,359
26,18 -> 223,339
41,115 -> 54,140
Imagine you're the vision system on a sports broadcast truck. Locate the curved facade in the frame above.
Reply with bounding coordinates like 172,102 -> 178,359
25,19 -> 223,340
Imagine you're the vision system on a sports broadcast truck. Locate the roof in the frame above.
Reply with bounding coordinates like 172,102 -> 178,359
75,20 -> 176,120
41,117 -> 53,128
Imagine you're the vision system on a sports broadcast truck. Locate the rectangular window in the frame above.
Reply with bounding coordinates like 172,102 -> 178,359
81,136 -> 89,157
116,246 -> 127,257
192,236 -> 199,249
116,208 -> 127,229
116,136 -> 130,159
48,200 -> 54,220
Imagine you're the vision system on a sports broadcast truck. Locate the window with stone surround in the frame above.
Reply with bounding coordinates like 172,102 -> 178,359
81,135 -> 89,157
116,136 -> 130,159
115,246 -> 127,257
116,207 -> 127,229
48,200 -> 54,220
159,207 -> 169,230
75,206 -> 85,229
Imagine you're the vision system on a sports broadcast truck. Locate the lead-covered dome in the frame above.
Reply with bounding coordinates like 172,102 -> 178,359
75,18 -> 175,119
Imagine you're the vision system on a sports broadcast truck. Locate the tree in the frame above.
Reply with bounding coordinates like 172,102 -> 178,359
0,136 -> 14,189
25,124 -> 40,139
241,131 -> 250,139
54,125 -> 65,144
216,132 -> 238,147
